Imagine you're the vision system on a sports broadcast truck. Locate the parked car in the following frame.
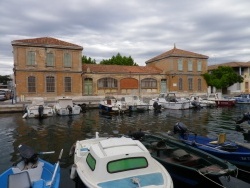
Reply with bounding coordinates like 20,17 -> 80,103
0,89 -> 12,100
0,90 -> 6,101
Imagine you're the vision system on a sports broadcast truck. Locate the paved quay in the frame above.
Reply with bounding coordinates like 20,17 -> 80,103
0,96 -> 103,113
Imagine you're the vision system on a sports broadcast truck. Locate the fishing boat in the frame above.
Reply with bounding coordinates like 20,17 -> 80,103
120,95 -> 149,112
70,132 -> 173,188
99,96 -> 129,114
0,144 -> 63,188
23,97 -> 54,119
172,122 -> 250,168
206,93 -> 236,107
149,93 -> 190,110
54,97 -> 82,116
129,132 -> 238,187
233,94 -> 250,104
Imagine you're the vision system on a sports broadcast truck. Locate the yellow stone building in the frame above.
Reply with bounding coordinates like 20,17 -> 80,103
12,37 -> 83,100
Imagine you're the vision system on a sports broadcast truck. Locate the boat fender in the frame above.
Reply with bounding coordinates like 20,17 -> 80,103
38,105 -> 44,118
22,113 -> 28,119
69,143 -> 76,157
70,164 -> 77,179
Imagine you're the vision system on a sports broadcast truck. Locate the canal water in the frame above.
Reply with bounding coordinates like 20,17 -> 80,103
1,105 -> 250,188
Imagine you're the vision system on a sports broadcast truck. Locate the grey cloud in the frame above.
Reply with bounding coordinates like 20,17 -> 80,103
0,0 -> 250,75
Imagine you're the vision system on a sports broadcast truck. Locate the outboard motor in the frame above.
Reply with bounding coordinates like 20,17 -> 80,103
18,144 -> 38,165
80,103 -> 87,113
235,112 -> 250,124
38,105 -> 44,118
128,130 -> 145,140
67,105 -> 73,114
153,101 -> 161,113
173,122 -> 188,139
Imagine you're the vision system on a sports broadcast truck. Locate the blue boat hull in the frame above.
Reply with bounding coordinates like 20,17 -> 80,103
181,134 -> 250,168
0,159 -> 60,188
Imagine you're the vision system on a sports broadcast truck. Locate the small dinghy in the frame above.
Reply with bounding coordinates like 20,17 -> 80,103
0,144 -> 63,188
129,132 -> 238,187
70,132 -> 173,188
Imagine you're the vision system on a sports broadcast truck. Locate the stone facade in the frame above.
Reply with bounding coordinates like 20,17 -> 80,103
145,46 -> 209,95
12,37 -> 83,101
11,37 -> 210,100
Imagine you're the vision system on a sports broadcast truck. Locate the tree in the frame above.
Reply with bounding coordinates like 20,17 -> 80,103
203,66 -> 244,90
100,53 -> 138,66
82,56 -> 96,64
0,75 -> 11,85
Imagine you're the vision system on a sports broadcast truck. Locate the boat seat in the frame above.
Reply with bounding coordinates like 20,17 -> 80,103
8,171 -> 32,188
209,133 -> 226,144
171,149 -> 192,161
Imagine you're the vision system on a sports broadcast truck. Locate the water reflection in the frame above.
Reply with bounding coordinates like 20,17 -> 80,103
1,105 -> 250,187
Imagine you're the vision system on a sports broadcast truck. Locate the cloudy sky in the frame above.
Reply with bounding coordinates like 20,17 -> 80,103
1,0 -> 250,75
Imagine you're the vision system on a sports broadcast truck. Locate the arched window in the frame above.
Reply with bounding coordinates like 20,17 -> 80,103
98,77 -> 117,88
141,78 -> 157,89
178,78 -> 183,90
28,76 -> 36,92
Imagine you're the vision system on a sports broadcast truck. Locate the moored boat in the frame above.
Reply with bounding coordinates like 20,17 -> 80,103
54,97 -> 82,116
0,144 -> 63,188
233,94 -> 250,104
23,97 -> 54,119
130,132 -> 238,187
99,96 -> 129,114
172,122 -> 250,168
70,132 -> 173,188
207,93 -> 236,107
150,93 -> 190,110
120,95 -> 149,112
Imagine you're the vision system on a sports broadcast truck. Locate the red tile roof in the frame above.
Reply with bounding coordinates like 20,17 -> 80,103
83,64 -> 162,74
11,37 -> 83,50
208,62 -> 250,70
146,46 -> 208,64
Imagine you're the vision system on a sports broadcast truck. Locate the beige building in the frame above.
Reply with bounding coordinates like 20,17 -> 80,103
11,37 -> 210,100
208,62 -> 250,94
12,37 -> 83,100
145,46 -> 209,95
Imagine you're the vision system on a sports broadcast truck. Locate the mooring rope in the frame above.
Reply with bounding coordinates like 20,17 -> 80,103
238,167 -> 250,174
197,170 -> 226,188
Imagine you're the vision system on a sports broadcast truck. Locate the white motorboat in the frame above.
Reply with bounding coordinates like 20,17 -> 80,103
150,93 -> 190,110
70,133 -> 173,188
120,95 -> 149,112
188,95 -> 216,108
54,97 -> 81,116
99,96 -> 129,114
23,97 -> 54,119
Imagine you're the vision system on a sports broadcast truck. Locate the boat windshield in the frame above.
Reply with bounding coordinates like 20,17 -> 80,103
107,157 -> 148,173
86,153 -> 96,171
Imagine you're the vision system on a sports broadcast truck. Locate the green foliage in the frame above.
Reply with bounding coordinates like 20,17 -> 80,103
203,66 -> 244,89
100,53 -> 138,66
82,56 -> 96,64
0,75 -> 11,84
